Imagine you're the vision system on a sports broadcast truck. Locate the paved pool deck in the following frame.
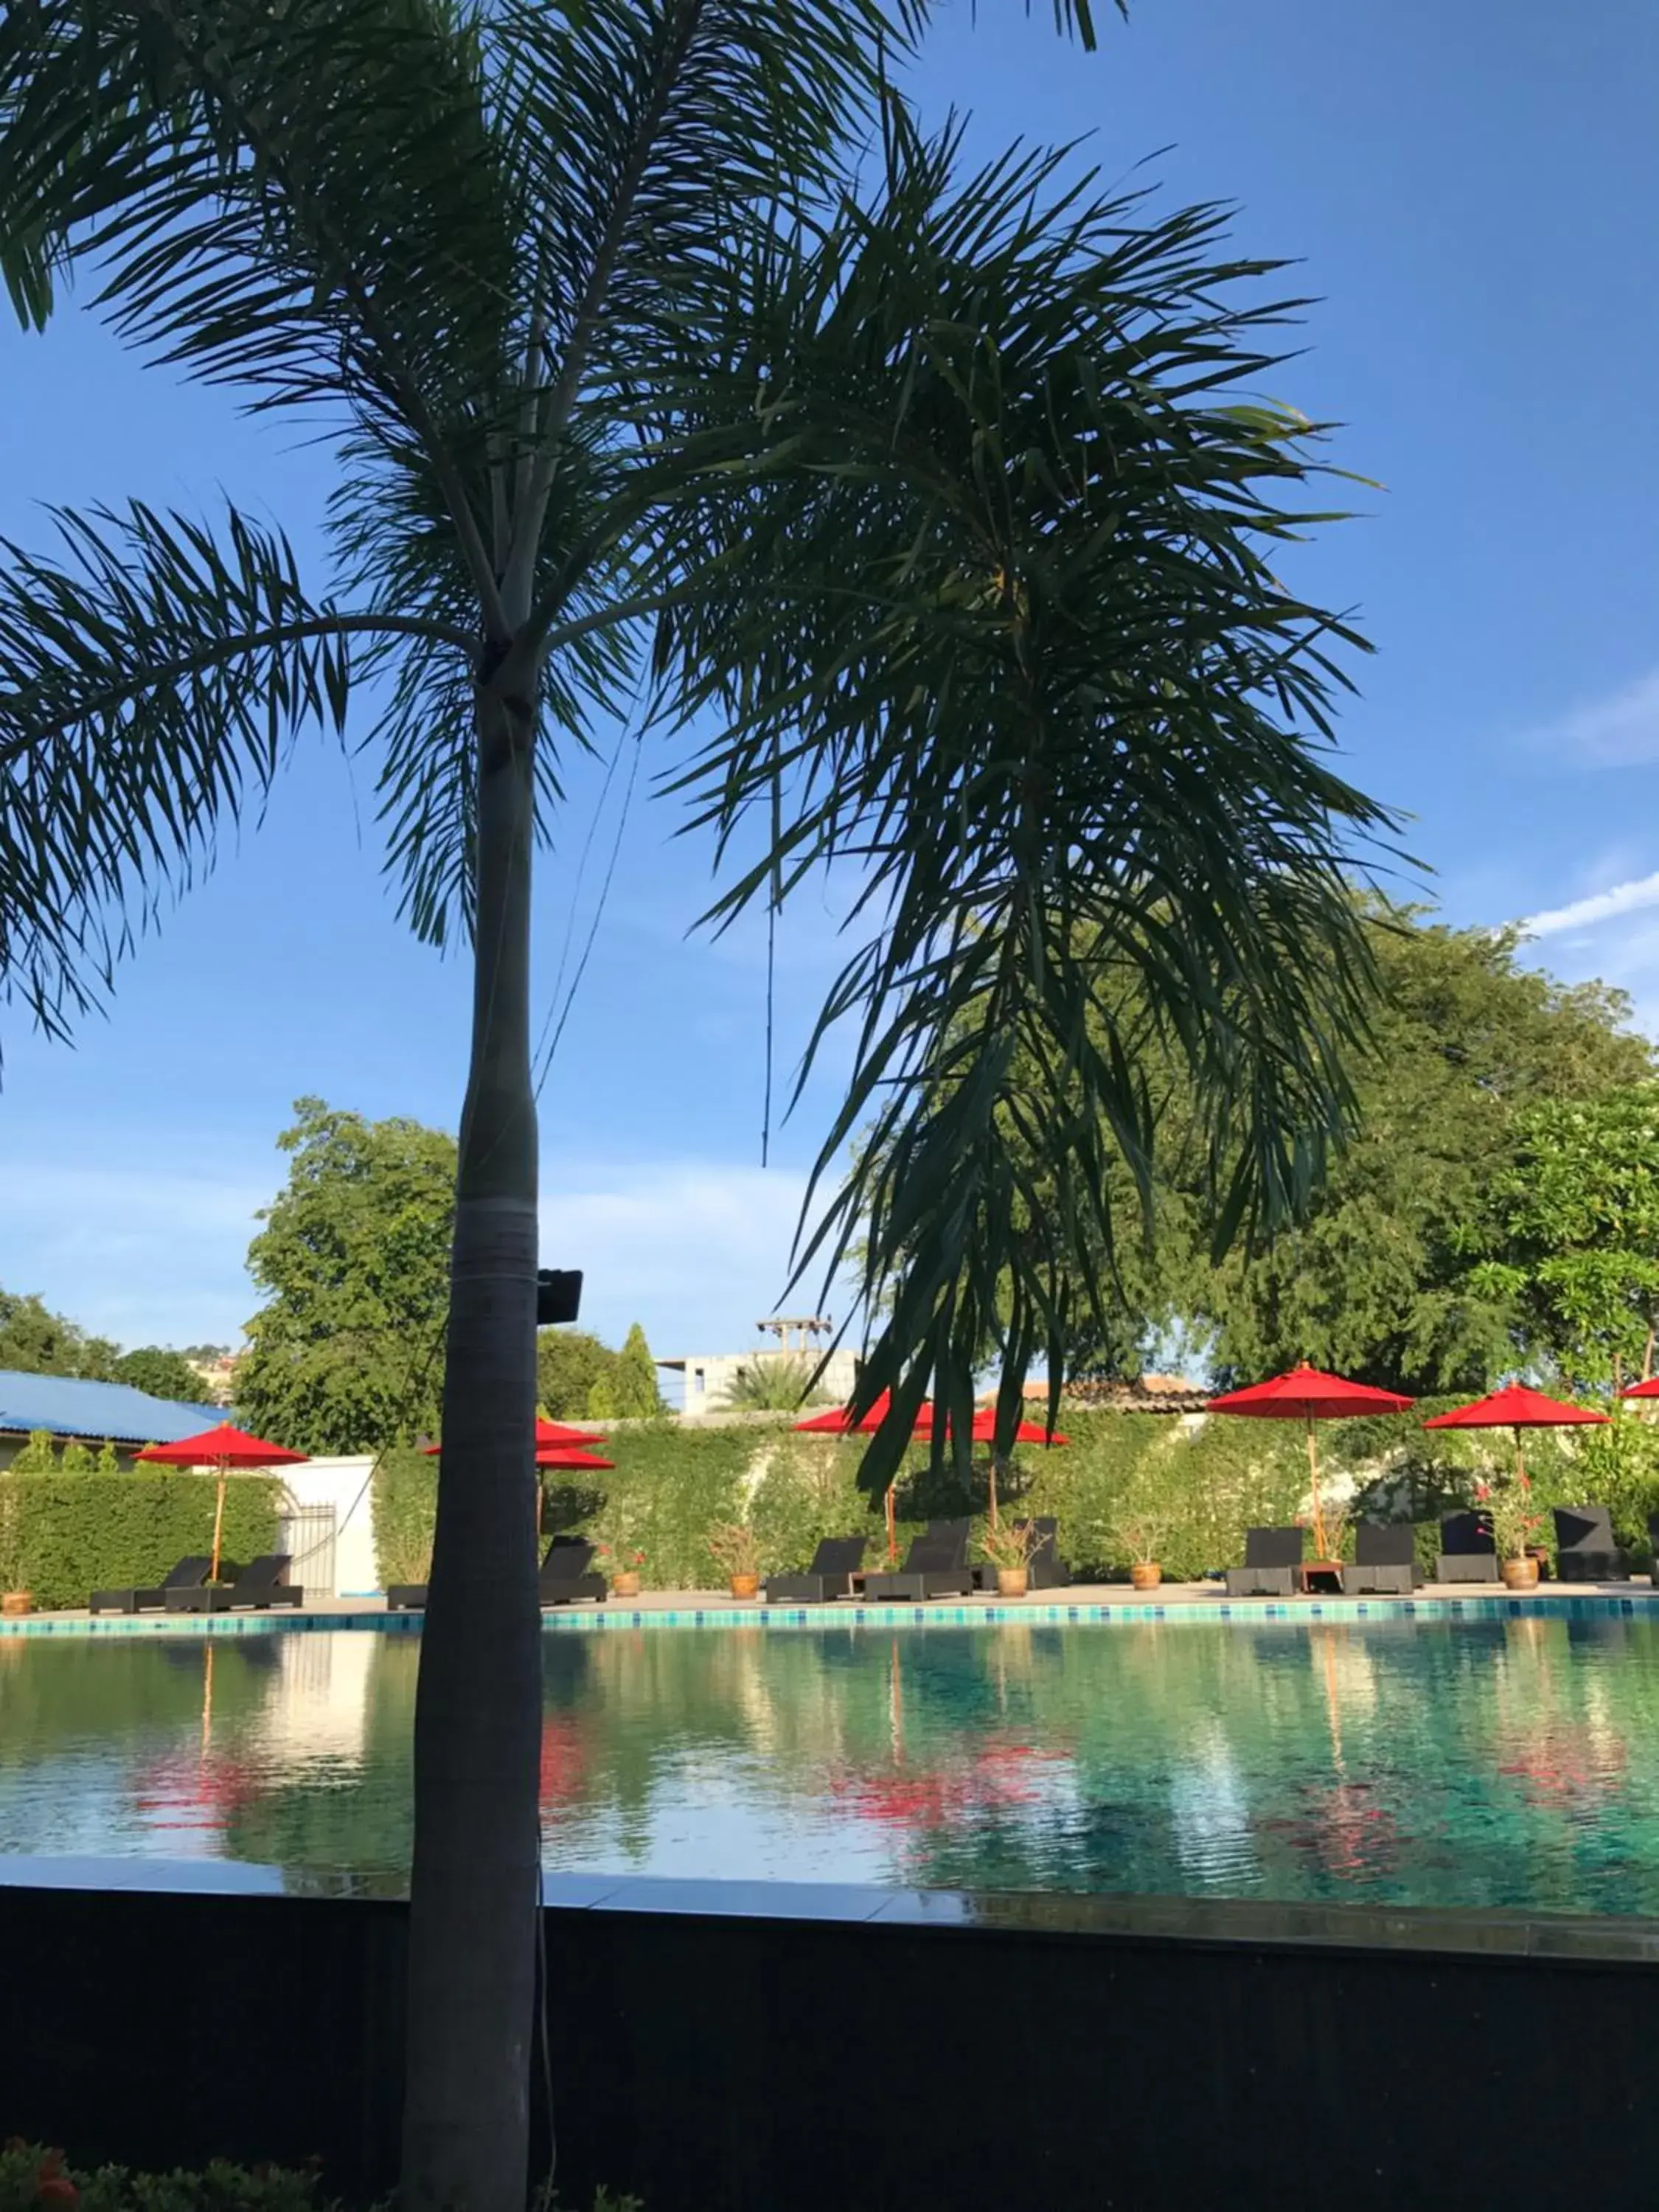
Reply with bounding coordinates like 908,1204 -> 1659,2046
9,1571 -> 1659,1637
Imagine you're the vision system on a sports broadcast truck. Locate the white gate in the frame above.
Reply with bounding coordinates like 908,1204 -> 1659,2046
276,1501 -> 338,1596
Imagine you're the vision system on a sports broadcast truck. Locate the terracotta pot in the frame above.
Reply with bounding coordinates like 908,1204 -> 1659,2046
612,1571 -> 641,1599
1501,1557 -> 1540,1591
996,1567 -> 1029,1598
1,1591 -> 32,1616
728,1573 -> 761,1600
1130,1562 -> 1164,1591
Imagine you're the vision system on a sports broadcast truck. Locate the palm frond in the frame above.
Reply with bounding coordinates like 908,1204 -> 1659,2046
655,111 -> 1398,1483
0,0 -> 519,612
0,500 -> 389,1043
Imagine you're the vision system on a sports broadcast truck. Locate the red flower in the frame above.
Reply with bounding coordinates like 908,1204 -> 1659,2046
38,2176 -> 77,2206
36,2152 -> 63,2181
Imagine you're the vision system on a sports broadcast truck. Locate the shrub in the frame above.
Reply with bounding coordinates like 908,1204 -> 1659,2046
0,2149 -> 639,2212
370,1443 -> 438,1587
3,1473 -> 279,1610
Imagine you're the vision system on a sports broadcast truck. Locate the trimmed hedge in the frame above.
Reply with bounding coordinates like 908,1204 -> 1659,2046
3,1474 -> 280,1610
361,1400 -> 1659,1590
371,1444 -> 438,1587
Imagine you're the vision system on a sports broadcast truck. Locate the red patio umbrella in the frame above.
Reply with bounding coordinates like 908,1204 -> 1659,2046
1620,1378 -> 1659,1402
1423,1382 -> 1608,1486
136,1420 -> 307,1583
534,1445 -> 616,1472
421,1416 -> 606,1455
1208,1366 -> 1414,1562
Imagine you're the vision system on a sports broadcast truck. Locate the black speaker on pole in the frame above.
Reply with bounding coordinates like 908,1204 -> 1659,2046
536,1269 -> 582,1326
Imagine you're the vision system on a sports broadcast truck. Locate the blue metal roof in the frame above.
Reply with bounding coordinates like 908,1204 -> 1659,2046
0,1369 -> 220,1447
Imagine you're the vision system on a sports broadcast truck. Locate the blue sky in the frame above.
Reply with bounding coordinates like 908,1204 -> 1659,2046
4,0 -> 1659,1366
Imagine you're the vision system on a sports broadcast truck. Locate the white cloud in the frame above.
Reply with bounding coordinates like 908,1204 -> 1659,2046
1528,667 -> 1659,768
1517,870 -> 1659,940
0,1149 -> 851,1365
0,1159 -> 267,1347
541,1160 -> 852,1354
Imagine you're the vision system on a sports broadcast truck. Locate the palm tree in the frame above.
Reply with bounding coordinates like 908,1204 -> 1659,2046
0,4 -> 1389,2207
724,1354 -> 835,1413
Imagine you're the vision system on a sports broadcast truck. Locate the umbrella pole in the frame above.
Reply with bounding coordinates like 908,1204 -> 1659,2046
1306,1416 -> 1326,1560
886,1481 -> 897,1567
210,1465 -> 227,1583
988,1456 -> 1000,1529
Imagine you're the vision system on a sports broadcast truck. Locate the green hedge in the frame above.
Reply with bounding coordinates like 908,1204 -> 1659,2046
3,1473 -> 280,1610
372,1444 -> 439,1586
362,1402 -> 1659,1590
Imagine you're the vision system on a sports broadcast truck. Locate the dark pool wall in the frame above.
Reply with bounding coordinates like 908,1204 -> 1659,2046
3,1875 -> 1658,2211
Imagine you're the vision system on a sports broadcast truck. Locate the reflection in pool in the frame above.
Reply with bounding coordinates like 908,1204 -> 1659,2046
3,1616 -> 1659,1911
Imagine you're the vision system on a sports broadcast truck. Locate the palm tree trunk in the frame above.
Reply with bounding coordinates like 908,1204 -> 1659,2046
403,684 -> 545,2212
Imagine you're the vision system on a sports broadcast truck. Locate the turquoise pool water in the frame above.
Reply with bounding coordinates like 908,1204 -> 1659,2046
4,1616 -> 1659,1910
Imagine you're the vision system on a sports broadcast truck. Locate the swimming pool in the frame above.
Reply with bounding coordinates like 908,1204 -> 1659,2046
4,1614 -> 1659,1912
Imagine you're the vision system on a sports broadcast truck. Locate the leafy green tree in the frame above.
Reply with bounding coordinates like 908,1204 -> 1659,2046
612,1322 -> 665,1418
236,1099 -> 456,1454
584,1375 -> 617,1421
535,1329 -> 616,1421
0,1289 -> 119,1380
112,1347 -> 214,1404
0,2 -> 1394,2202
1185,914 -> 1652,1391
1469,1086 -> 1659,1393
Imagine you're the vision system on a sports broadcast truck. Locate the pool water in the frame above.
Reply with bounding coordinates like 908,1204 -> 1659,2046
4,1617 -> 1659,1912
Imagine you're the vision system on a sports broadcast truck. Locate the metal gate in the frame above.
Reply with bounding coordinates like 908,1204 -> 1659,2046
276,1501 -> 338,1596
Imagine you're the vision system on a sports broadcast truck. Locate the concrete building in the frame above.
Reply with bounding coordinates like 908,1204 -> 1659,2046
658,1324 -> 861,1418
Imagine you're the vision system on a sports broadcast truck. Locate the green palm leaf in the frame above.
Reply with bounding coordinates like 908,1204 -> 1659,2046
657,110 -> 1399,1480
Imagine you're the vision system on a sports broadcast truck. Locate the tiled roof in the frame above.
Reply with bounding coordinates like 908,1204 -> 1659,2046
0,1369 -> 221,1447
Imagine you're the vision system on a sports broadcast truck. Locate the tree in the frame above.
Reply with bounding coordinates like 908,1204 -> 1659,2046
611,1323 -> 664,1418
236,1099 -> 457,1454
1182,912 -> 1652,1392
112,1347 -> 214,1403
0,4 -> 1394,2204
1470,1086 -> 1659,1394
535,1329 -> 616,1421
583,1375 -> 616,1421
0,1288 -> 119,1380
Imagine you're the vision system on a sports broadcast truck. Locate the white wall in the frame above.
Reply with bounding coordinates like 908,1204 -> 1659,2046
282,1454 -> 380,1596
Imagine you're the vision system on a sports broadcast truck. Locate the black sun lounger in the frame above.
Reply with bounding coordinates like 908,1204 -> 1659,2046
1225,1526 -> 1303,1598
1554,1505 -> 1630,1582
389,1537 -> 608,1612
164,1554 -> 302,1613
861,1520 -> 976,1601
540,1536 -> 606,1607
1435,1510 -> 1498,1583
764,1535 -> 866,1604
91,1554 -> 218,1615
1021,1515 -> 1073,1590
1344,1522 -> 1417,1596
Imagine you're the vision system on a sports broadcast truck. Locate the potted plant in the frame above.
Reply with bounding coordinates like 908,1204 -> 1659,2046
597,1543 -> 644,1599
978,1517 -> 1040,1598
1111,1511 -> 1169,1591
1477,1473 -> 1543,1589
707,1523 -> 763,1600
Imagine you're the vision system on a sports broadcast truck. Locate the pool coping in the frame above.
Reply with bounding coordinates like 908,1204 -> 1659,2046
7,1588 -> 1659,1636
2,1854 -> 1656,1966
